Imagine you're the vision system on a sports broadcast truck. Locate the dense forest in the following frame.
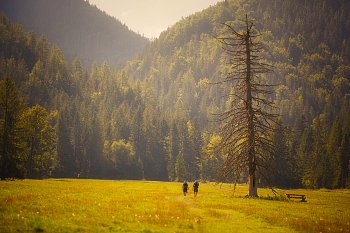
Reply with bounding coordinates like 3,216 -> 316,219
0,0 -> 349,189
0,0 -> 149,66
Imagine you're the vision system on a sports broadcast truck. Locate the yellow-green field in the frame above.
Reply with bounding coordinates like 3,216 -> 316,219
0,179 -> 349,232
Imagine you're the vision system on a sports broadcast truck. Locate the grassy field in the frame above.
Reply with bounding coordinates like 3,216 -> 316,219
0,179 -> 349,232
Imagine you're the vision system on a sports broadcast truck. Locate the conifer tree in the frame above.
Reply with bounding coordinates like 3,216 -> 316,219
85,114 -> 104,177
166,121 -> 179,181
175,151 -> 187,182
270,123 -> 298,188
327,118 -> 343,188
56,106 -> 77,177
216,15 -> 277,196
337,132 -> 350,188
0,77 -> 24,179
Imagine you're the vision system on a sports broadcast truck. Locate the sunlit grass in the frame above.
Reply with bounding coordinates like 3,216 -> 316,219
1,179 -> 349,232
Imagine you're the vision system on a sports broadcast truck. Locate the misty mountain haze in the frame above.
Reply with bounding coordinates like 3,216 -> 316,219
0,0 -> 149,66
88,0 -> 223,38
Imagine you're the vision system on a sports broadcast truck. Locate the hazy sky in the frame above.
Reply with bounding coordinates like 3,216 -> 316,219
88,0 -> 223,38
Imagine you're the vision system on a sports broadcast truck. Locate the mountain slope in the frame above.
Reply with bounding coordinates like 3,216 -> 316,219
123,0 -> 350,125
121,0 -> 350,187
0,12 -> 146,179
0,0 -> 149,66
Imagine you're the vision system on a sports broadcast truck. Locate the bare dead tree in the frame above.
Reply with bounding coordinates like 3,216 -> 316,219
215,15 -> 278,197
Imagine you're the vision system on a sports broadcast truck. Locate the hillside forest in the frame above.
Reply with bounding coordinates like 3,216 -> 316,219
0,0 -> 349,189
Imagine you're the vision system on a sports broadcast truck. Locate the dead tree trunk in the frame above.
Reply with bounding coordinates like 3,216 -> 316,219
215,15 -> 277,197
245,24 -> 258,197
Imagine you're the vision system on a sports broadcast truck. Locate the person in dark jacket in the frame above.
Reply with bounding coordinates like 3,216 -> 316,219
182,181 -> 188,196
193,180 -> 199,197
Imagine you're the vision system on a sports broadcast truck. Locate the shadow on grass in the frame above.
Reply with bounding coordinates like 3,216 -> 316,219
230,194 -> 290,201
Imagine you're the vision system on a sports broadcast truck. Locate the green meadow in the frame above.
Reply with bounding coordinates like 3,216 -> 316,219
0,179 -> 349,233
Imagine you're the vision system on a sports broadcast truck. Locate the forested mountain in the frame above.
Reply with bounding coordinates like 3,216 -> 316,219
0,11 -> 154,179
1,0 -> 349,189
0,0 -> 148,66
122,0 -> 350,188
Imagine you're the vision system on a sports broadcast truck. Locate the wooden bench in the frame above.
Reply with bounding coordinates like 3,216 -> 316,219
286,193 -> 306,202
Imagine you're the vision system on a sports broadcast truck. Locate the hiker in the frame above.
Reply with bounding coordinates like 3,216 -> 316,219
182,181 -> 188,196
193,180 -> 199,197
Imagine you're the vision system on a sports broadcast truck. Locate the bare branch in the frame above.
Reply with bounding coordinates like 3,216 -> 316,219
213,15 -> 278,196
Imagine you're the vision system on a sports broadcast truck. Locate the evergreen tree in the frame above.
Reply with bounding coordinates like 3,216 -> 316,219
56,107 -> 76,177
307,115 -> 332,188
85,114 -> 104,178
186,120 -> 201,180
166,121 -> 179,181
175,151 -> 187,182
298,127 -> 314,188
270,123 -> 298,188
327,118 -> 343,188
130,105 -> 146,178
336,132 -> 350,188
0,77 -> 24,179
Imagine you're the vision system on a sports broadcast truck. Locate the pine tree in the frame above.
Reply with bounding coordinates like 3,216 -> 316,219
270,123 -> 298,188
85,114 -> 104,178
71,103 -> 85,178
187,120 -> 202,180
0,77 -> 24,179
175,150 -> 187,182
306,115 -> 331,188
56,107 -> 76,177
216,15 -> 277,196
298,127 -> 314,188
178,120 -> 198,180
337,132 -> 350,188
130,105 -> 146,179
327,118 -> 343,188
166,121 -> 179,181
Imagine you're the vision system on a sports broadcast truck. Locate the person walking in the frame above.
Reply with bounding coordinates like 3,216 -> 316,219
182,181 -> 188,196
193,180 -> 199,197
